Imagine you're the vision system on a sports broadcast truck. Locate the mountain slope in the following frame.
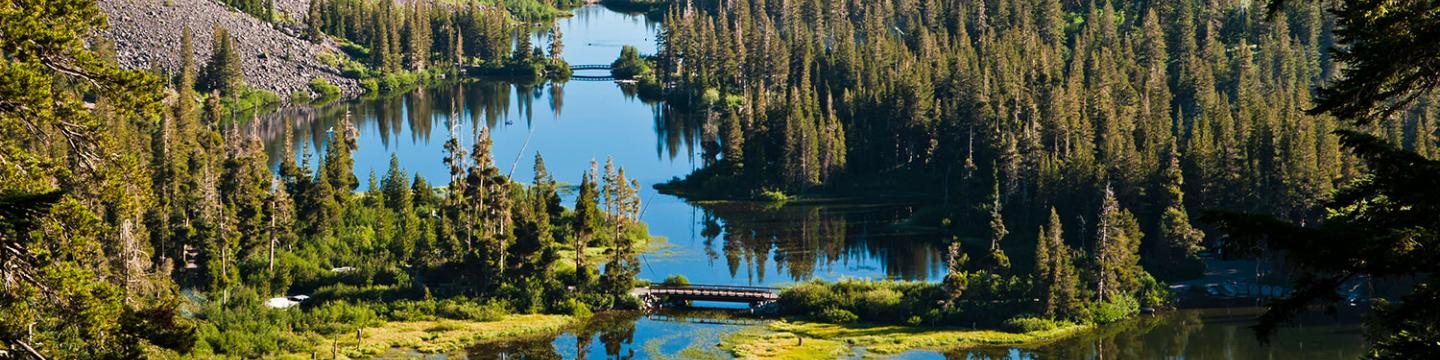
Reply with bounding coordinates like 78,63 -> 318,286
99,0 -> 358,97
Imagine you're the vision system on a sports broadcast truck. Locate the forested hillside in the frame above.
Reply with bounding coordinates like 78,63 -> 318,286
1,0 -> 646,357
649,0 -> 1440,356
6,0 -> 1439,357
653,0 -> 1435,271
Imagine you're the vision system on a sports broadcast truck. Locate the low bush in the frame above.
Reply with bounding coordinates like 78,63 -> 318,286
1082,296 -> 1139,324
780,280 -> 939,324
756,188 -> 790,203
308,78 -> 341,100
1002,317 -> 1074,333
358,78 -> 379,94
553,298 -> 593,318
661,274 -> 690,286
436,298 -> 509,322
816,308 -> 859,324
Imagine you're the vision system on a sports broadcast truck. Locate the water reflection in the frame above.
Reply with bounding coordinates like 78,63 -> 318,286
255,77 -> 949,286
937,308 -> 1366,360
695,201 -> 949,284
470,311 -> 740,359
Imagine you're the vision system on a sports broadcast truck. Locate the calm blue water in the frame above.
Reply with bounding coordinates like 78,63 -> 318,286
261,4 -> 948,289
260,5 -> 1366,359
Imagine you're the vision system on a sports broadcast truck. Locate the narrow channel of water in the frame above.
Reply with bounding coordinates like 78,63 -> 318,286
257,5 -> 1367,358
260,4 -> 949,289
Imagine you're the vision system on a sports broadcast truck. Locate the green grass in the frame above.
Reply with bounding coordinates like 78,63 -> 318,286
722,320 -> 1092,358
290,314 -> 575,359
552,232 -> 663,275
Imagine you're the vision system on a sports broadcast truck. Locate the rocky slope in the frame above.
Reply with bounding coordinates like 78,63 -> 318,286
99,0 -> 359,98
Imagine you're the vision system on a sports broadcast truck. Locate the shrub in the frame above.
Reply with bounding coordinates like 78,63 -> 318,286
288,91 -> 310,103
816,308 -> 858,324
358,78 -> 379,94
1083,296 -> 1139,324
436,299 -> 509,322
701,88 -> 721,105
661,275 -> 690,286
379,72 -> 419,93
612,294 -> 643,310
756,188 -> 789,203
1002,317 -> 1074,333
308,78 -> 341,100
554,298 -> 592,318
853,288 -> 904,320
778,281 -> 834,314
385,300 -> 438,321
1136,272 -> 1174,310
610,45 -> 650,79
302,300 -> 380,335
338,41 -> 368,59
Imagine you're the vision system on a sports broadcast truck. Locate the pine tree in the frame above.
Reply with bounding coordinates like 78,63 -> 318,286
1158,141 -> 1205,262
305,0 -> 324,42
324,112 -> 358,204
1035,208 -> 1080,319
722,109 -> 745,175
443,107 -> 469,257
406,1 -> 431,71
266,175 -> 296,274
548,26 -> 564,60
983,167 -> 1010,273
370,7 -> 392,71
532,153 -> 562,220
572,161 -> 602,287
943,237 -> 970,306
1094,184 -> 1143,303
203,25 -> 243,96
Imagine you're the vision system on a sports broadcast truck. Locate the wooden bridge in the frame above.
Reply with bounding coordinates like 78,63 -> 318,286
569,75 -> 616,81
568,64 -> 615,81
634,284 -> 780,310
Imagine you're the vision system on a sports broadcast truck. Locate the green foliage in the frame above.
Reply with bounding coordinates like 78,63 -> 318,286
217,86 -> 282,118
610,45 -> 650,79
1081,297 -> 1140,325
435,299 -> 510,322
1003,317 -> 1075,333
0,0 -> 193,356
201,24 -> 243,96
661,274 -> 690,286
1200,2 -> 1440,356
358,78 -> 379,93
554,298 -> 593,318
779,280 -> 951,325
0,0 -> 657,358
308,77 -> 341,100
218,0 -> 276,22
755,188 -> 789,203
816,308 -> 859,324
1135,272 -> 1173,310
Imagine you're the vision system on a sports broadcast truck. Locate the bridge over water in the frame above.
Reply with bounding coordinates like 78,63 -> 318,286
459,64 -> 618,81
570,64 -> 612,71
633,284 -> 780,310
568,64 -> 615,81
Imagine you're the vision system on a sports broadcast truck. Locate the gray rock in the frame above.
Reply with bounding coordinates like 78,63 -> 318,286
98,0 -> 361,99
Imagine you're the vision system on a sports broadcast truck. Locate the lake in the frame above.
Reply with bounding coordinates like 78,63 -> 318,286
259,5 -> 1367,359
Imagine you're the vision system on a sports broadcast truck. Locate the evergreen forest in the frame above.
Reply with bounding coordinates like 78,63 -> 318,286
3,0 -> 1440,358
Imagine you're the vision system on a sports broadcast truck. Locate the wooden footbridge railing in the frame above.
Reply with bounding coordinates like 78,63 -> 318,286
634,284 -> 780,309
569,64 -> 613,70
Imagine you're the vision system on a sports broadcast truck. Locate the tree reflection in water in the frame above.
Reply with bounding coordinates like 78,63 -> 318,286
941,308 -> 1364,359
468,312 -> 643,360
698,200 -> 949,284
